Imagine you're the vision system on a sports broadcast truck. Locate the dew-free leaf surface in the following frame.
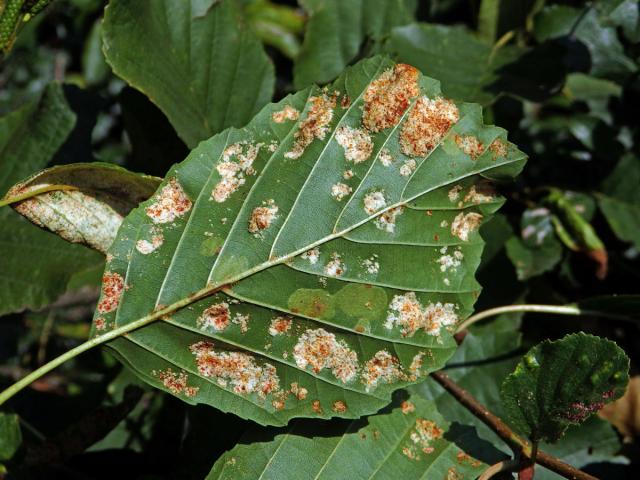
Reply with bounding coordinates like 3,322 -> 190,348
102,0 -> 275,148
206,396 -> 492,480
501,333 -> 629,442
93,56 -> 526,425
0,84 -> 103,315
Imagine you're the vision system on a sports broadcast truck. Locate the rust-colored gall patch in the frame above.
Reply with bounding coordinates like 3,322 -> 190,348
290,382 -> 308,400
331,183 -> 352,201
401,400 -> 415,414
374,205 -> 404,233
363,191 -> 386,215
198,302 -> 230,331
363,64 -> 420,132
312,400 -> 323,414
94,317 -> 107,331
400,96 -> 459,157
248,199 -> 278,234
212,142 -> 262,202
145,178 -> 192,224
489,138 -> 508,159
385,292 -> 458,337
324,252 -> 346,277
269,316 -> 292,336
136,233 -> 164,254
271,105 -> 299,123
155,368 -> 199,397
285,93 -> 337,159
190,341 -> 280,397
361,350 -> 404,392
451,212 -> 483,241
455,135 -> 484,160
403,418 -> 444,460
293,328 -> 359,383
97,272 -> 124,314
335,126 -> 373,163
332,400 -> 348,413
463,184 -> 495,204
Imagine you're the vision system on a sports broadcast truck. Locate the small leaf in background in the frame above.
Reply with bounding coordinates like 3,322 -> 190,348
207,397 -> 492,480
0,83 -> 103,315
0,413 -> 22,462
545,189 -> 608,279
5,163 -> 161,254
386,23 -> 523,105
244,0 -> 305,59
506,207 -> 563,280
598,154 -> 640,250
533,4 -> 637,81
501,333 -> 629,442
102,0 -> 275,148
81,20 -> 110,87
293,0 -> 415,88
91,56 -> 526,425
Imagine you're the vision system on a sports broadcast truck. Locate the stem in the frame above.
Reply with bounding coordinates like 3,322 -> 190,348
0,284 -> 222,406
456,303 -> 635,332
479,459 -> 520,480
430,371 -> 598,480
0,184 -> 79,207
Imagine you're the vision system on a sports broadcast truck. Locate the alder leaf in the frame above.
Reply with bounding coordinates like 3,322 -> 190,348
93,56 -> 526,425
207,396 -> 494,479
102,0 -> 275,148
5,163 -> 161,254
501,333 -> 629,443
0,84 -> 103,315
293,0 -> 415,88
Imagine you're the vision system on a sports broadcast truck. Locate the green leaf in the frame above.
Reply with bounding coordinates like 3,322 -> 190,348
412,318 -> 624,479
93,56 -> 526,425
501,333 -> 629,442
207,396 -> 493,479
505,207 -> 563,280
0,413 -> 21,461
0,83 -> 103,315
533,5 -> 637,81
102,0 -> 275,148
385,23 -> 522,105
597,154 -> 640,249
5,163 -> 161,254
293,0 -> 415,88
565,73 -> 622,102
82,20 -> 110,87
244,0 -> 304,59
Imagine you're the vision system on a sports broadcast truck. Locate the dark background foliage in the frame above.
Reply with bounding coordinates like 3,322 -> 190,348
0,0 -> 639,478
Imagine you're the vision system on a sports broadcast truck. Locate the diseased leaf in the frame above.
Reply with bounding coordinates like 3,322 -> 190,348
0,84 -> 103,315
0,413 -> 21,462
206,396 -> 494,479
293,0 -> 415,88
102,0 -> 275,148
385,23 -> 522,104
501,333 -> 629,442
5,163 -> 161,254
93,56 -> 526,425
412,317 -> 624,479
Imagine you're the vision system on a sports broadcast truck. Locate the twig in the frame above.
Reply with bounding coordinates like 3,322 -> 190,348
430,371 -> 598,480
456,304 -> 635,332
479,459 -> 520,480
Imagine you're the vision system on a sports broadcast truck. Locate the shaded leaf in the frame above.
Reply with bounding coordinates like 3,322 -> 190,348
5,163 -> 161,254
244,0 -> 305,59
0,83 -> 103,315
412,318 -> 624,479
533,5 -> 637,81
293,0 -> 415,88
386,23 -> 522,104
505,207 -> 563,280
93,56 -> 526,425
102,0 -> 275,148
501,333 -> 629,442
0,413 -> 21,461
207,396 -> 493,479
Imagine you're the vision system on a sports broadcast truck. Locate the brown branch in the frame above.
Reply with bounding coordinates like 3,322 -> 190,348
430,371 -> 599,480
